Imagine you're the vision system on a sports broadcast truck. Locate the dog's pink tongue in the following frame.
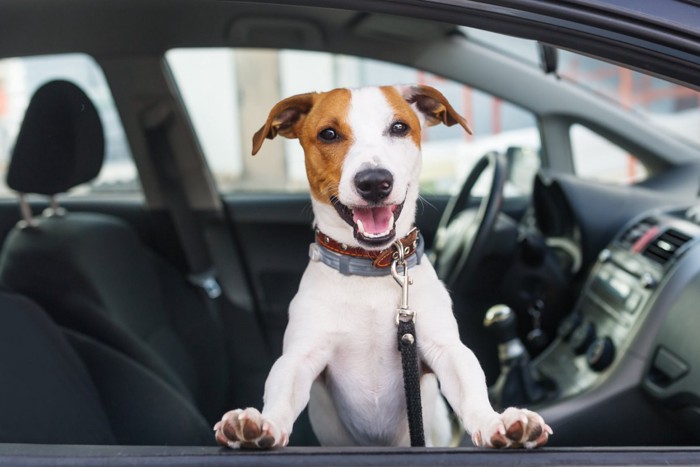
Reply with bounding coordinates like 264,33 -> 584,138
352,206 -> 394,235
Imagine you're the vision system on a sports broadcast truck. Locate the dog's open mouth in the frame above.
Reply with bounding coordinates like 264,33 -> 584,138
331,197 -> 404,246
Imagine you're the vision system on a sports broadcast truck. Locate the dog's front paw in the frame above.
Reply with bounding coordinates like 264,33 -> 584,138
214,408 -> 289,449
471,407 -> 552,449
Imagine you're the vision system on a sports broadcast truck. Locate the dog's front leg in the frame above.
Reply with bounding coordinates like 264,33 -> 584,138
215,320 -> 332,449
420,328 -> 551,448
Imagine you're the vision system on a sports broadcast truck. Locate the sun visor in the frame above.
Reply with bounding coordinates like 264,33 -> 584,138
351,13 -> 457,43
227,17 -> 325,49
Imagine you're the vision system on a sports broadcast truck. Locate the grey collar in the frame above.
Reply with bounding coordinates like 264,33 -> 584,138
309,233 -> 424,276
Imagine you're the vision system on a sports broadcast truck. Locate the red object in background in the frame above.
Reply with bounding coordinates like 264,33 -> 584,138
491,97 -> 501,135
462,86 -> 473,141
632,225 -> 660,253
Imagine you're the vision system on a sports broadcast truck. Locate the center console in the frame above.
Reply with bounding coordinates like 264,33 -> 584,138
531,206 -> 700,444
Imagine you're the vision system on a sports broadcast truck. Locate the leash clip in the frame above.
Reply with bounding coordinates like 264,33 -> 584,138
392,236 -> 425,447
392,240 -> 415,325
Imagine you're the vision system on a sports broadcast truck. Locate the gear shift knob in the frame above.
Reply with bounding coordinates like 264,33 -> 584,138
484,305 -> 553,408
484,305 -> 518,344
484,304 -> 525,363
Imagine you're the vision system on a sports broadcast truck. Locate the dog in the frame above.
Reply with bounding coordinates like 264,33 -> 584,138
214,85 -> 551,449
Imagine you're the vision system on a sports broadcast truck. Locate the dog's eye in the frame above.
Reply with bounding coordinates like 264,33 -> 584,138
390,121 -> 409,136
318,128 -> 339,142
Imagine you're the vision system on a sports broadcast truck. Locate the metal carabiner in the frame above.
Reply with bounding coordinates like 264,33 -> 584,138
392,241 -> 415,324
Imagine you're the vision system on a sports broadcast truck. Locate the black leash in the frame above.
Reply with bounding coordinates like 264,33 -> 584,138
398,319 -> 425,446
392,243 -> 425,447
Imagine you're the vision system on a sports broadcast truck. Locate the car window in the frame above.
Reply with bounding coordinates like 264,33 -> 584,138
560,49 -> 697,185
570,124 -> 647,184
464,28 -> 700,153
0,53 -> 139,198
463,28 -> 699,185
557,50 -> 700,152
166,48 -> 541,197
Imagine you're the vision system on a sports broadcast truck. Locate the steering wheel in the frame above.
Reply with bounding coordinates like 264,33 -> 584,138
432,151 -> 508,289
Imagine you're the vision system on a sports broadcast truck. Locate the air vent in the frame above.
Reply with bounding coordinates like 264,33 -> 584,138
642,228 -> 692,266
620,217 -> 658,250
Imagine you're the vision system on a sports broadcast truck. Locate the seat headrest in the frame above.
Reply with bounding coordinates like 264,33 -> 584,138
7,80 -> 105,195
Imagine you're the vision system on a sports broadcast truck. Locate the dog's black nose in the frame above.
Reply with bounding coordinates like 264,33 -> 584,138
354,169 -> 393,203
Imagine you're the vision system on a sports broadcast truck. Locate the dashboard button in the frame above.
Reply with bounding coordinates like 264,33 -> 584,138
570,321 -> 596,355
587,337 -> 615,372
640,272 -> 656,289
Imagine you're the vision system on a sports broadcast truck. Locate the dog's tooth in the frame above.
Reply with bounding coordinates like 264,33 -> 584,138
356,219 -> 365,234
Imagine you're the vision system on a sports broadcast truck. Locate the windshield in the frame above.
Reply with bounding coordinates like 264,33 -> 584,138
464,28 -> 700,150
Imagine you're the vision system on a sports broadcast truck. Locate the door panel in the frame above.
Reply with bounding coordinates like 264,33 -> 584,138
223,194 -> 313,356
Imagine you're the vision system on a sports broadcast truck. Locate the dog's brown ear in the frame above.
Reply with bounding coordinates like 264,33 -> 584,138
400,85 -> 472,135
252,93 -> 317,155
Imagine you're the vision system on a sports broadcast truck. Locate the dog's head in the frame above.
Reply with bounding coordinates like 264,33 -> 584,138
253,85 -> 471,249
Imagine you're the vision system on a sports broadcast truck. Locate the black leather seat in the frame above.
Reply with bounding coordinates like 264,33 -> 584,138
0,80 -> 231,443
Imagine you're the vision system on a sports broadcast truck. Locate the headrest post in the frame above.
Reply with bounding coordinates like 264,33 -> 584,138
17,193 -> 38,230
43,195 -> 66,218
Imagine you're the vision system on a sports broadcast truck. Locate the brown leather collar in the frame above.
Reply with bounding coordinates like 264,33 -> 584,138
315,228 -> 420,269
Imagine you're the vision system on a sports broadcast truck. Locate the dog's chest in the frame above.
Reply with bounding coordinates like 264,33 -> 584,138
320,274 -> 409,443
297,261 -> 405,339
291,259 -> 451,444
294,261 -> 434,432
293,259 -> 441,349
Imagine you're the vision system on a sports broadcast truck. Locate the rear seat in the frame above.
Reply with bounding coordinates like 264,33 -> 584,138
0,80 -> 231,440
0,290 -> 213,445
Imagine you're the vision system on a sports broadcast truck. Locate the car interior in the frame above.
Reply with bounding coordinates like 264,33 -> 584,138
0,0 -> 699,465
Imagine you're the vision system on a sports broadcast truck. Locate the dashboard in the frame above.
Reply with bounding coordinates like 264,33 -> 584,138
533,204 -> 700,445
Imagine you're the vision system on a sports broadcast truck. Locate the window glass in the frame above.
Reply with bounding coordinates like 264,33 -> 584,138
571,124 -> 647,184
166,48 -> 541,196
0,53 -> 138,197
559,50 -> 700,150
461,27 -> 700,153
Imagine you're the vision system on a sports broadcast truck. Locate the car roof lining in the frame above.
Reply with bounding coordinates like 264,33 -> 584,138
227,13 -> 457,49
3,0 -> 699,88
0,1 -> 456,59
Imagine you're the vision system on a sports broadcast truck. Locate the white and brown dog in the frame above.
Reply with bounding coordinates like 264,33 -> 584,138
214,85 -> 551,449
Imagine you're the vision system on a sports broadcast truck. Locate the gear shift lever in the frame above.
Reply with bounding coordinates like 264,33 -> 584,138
484,305 -> 526,364
484,304 -> 551,409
